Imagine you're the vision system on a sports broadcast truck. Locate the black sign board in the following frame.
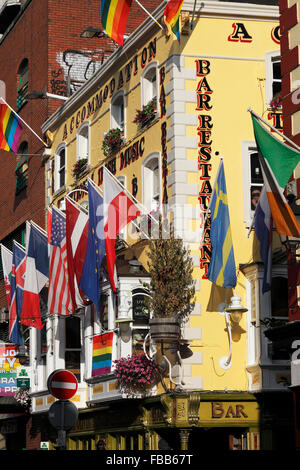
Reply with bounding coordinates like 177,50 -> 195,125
132,289 -> 149,325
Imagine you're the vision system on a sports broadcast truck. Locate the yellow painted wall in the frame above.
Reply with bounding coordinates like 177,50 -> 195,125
47,9 -> 280,393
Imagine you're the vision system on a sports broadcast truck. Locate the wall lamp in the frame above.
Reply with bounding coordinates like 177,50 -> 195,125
219,295 -> 248,370
115,317 -> 132,343
80,27 -> 107,38
27,91 -> 68,102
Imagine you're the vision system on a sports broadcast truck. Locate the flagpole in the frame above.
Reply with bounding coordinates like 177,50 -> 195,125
133,0 -> 163,30
248,107 -> 300,153
0,96 -> 48,147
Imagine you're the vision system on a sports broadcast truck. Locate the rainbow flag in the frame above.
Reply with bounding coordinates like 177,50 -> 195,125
164,0 -> 184,41
101,0 -> 133,46
0,103 -> 22,153
92,332 -> 114,376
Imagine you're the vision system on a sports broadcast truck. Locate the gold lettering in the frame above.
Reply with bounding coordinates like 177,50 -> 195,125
225,405 -> 236,418
211,402 -> 224,418
236,404 -> 248,418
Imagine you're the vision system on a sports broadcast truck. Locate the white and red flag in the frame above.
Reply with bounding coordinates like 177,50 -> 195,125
103,167 -> 141,292
65,196 -> 89,310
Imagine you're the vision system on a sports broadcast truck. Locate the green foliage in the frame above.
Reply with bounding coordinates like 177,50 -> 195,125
144,229 -> 195,321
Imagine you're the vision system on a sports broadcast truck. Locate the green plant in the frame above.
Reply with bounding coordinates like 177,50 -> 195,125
72,158 -> 88,179
102,128 -> 123,157
133,97 -> 157,125
269,92 -> 282,110
143,224 -> 195,321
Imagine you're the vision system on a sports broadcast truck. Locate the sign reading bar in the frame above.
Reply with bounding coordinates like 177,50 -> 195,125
201,401 -> 259,423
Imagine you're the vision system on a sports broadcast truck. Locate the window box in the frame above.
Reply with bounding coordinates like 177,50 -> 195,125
102,128 -> 124,157
72,158 -> 88,180
269,93 -> 282,111
134,98 -> 157,128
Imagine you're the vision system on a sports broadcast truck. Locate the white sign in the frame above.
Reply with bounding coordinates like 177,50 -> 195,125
40,441 -> 49,450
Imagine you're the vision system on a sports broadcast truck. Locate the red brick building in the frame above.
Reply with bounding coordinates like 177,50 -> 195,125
265,0 -> 300,450
0,0 -> 161,450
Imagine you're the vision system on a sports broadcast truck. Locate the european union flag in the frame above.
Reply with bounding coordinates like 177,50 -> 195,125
79,180 -> 105,308
206,160 -> 236,289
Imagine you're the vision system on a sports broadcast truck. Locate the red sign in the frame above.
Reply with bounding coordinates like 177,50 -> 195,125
47,369 -> 78,400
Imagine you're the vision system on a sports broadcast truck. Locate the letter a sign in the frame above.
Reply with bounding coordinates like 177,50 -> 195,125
47,369 -> 78,400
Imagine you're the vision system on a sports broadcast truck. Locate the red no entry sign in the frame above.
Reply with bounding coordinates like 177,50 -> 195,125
47,369 -> 78,400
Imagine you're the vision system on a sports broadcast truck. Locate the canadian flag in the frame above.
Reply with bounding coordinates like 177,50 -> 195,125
103,167 -> 140,292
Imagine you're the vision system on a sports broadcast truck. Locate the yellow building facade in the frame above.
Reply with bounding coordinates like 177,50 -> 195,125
37,1 -> 295,450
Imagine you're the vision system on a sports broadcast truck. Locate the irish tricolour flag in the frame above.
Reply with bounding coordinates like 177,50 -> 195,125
251,113 -> 300,238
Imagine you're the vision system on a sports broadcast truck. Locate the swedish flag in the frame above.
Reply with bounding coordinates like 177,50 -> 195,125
206,160 -> 237,288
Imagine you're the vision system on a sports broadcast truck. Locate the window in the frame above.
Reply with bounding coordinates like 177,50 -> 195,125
65,316 -> 81,382
15,141 -> 28,194
77,123 -> 89,162
242,262 -> 289,379
265,51 -> 281,107
111,91 -> 125,131
17,59 -> 28,110
142,153 -> 160,212
99,294 -> 109,331
53,145 -> 66,193
242,142 -> 263,228
141,63 -> 158,107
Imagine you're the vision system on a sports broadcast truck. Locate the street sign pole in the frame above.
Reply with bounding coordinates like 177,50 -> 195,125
47,371 -> 79,450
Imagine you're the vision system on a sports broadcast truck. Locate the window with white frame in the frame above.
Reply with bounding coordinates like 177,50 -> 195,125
265,51 -> 281,107
141,63 -> 158,107
111,91 -> 125,131
242,142 -> 264,228
243,262 -> 289,368
54,144 -> 66,193
77,123 -> 89,162
142,153 -> 160,213
65,315 -> 81,382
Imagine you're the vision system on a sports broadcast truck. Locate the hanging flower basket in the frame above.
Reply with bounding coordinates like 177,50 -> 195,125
113,353 -> 160,396
102,128 -> 124,157
72,158 -> 88,179
14,388 -> 31,411
269,93 -> 282,110
133,97 -> 157,128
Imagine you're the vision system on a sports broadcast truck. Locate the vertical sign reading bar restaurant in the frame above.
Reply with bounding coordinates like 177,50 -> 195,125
196,59 -> 213,278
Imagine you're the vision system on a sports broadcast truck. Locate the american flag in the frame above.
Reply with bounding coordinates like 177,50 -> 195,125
48,206 -> 72,315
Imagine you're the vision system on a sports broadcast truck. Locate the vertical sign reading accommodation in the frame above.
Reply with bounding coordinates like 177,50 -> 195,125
196,60 -> 213,278
0,345 -> 21,396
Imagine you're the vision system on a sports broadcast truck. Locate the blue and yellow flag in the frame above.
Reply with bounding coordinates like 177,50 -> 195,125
206,160 -> 236,289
